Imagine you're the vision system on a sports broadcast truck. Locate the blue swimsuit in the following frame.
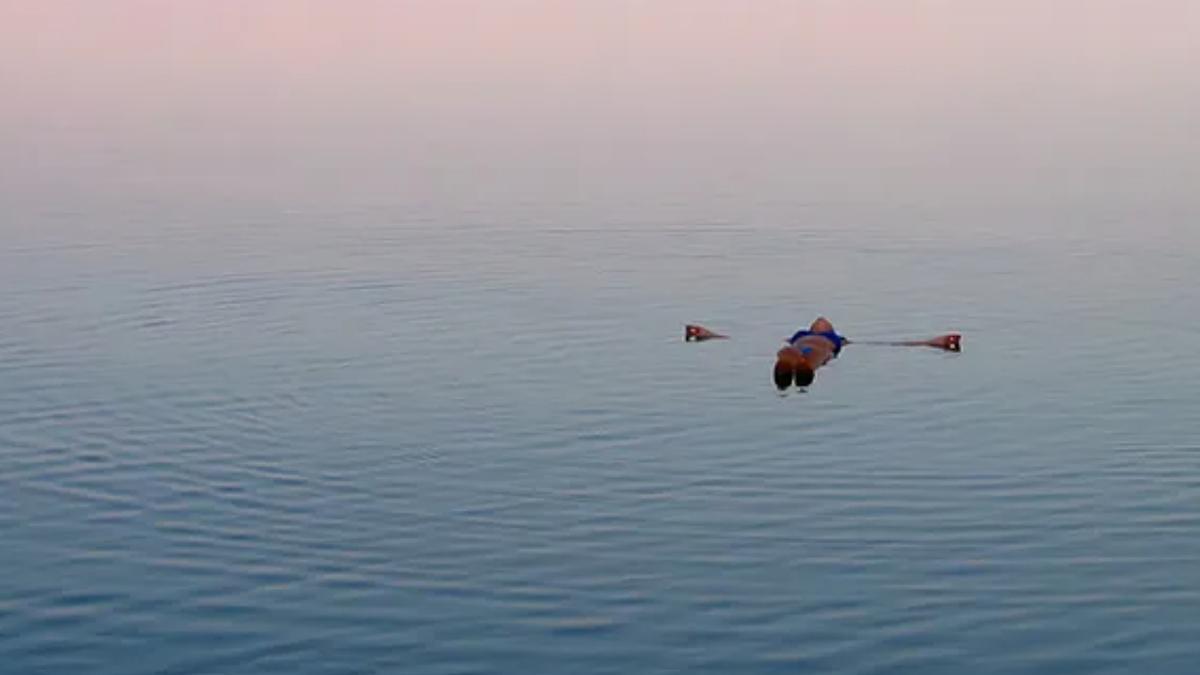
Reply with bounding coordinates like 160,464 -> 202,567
788,329 -> 846,356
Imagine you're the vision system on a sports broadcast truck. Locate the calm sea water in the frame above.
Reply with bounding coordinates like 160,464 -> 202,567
2,177 -> 1197,673
3,3 -> 1200,672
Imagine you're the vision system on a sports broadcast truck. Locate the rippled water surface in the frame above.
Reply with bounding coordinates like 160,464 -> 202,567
3,184 -> 1198,674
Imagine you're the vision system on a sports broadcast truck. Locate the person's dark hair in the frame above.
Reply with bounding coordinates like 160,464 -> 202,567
773,362 -> 793,390
793,365 -> 815,387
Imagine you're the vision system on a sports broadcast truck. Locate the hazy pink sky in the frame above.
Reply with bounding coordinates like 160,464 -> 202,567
7,2 -> 1196,113
3,1 -> 1197,203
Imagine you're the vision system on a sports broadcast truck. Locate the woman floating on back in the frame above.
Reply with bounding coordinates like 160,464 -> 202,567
684,318 -> 961,390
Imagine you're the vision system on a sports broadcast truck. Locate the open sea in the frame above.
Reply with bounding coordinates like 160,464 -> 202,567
2,2 -> 1199,673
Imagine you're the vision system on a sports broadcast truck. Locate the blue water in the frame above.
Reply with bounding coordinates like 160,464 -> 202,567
2,178 -> 1198,674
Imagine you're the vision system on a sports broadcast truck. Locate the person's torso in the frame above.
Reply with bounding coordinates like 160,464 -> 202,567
787,336 -> 835,367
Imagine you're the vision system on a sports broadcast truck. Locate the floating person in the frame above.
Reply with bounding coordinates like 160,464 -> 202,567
683,318 -> 961,390
774,316 -> 846,389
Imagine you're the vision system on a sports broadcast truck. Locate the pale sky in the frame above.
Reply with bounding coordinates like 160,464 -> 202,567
3,1 -> 1198,205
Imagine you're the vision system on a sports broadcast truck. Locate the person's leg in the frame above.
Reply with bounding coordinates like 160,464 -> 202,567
773,356 -> 795,389
774,345 -> 818,389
